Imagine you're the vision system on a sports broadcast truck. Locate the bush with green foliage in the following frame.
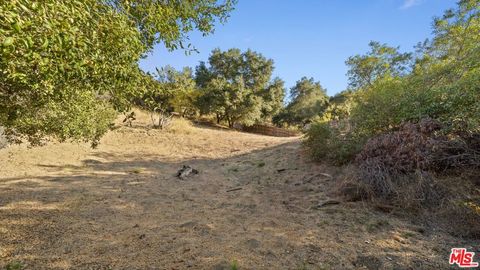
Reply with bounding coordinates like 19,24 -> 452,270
350,0 -> 480,137
149,66 -> 199,117
321,90 -> 355,122
5,261 -> 23,270
350,59 -> 480,140
304,2 -> 480,235
166,67 -> 199,117
304,121 -> 363,165
308,0 -> 480,164
135,72 -> 174,129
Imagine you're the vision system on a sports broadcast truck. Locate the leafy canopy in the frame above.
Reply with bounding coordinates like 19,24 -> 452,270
140,66 -> 198,118
345,41 -> 412,89
107,0 -> 236,52
274,77 -> 329,127
307,0 -> 480,166
195,48 -> 285,127
350,0 -> 480,136
0,0 -> 235,145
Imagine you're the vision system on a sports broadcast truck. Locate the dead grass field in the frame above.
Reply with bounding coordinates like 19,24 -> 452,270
0,112 -> 476,269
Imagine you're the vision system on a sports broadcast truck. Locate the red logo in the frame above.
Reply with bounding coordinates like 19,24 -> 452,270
450,248 -> 479,268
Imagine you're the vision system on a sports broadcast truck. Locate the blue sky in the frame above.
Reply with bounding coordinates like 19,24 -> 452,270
139,0 -> 458,96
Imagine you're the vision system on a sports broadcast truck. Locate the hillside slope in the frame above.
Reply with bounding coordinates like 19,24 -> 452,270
0,116 -> 474,269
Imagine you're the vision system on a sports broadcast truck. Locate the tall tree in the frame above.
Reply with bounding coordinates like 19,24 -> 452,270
345,41 -> 412,89
0,0 -> 235,145
273,77 -> 329,126
260,77 -> 285,122
349,0 -> 480,136
195,48 -> 285,127
409,0 -> 480,130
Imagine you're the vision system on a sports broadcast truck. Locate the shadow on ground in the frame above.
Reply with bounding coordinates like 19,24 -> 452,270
0,130 -> 474,269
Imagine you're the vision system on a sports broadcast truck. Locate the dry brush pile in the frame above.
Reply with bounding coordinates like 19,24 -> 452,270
338,118 -> 480,237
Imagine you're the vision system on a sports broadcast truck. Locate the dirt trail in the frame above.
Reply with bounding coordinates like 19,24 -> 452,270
0,118 -> 471,269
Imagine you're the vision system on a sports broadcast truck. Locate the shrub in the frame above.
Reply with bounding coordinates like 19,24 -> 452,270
411,66 -> 480,134
307,0 -> 480,238
348,77 -> 409,137
337,166 -> 448,209
5,261 -> 23,270
304,121 -> 363,165
438,198 -> 480,238
355,118 -> 442,175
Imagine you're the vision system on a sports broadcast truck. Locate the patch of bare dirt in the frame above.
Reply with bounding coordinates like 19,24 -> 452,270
0,113 -> 475,269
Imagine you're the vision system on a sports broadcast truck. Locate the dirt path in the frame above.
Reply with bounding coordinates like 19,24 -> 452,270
0,119 -> 472,269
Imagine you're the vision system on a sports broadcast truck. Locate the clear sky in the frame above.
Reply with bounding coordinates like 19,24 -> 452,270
139,0 -> 458,96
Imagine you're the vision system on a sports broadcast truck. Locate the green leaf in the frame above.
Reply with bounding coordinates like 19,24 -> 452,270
3,37 -> 14,47
12,22 -> 21,32
41,39 -> 49,49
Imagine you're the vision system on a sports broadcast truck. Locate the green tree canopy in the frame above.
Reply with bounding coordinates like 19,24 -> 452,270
273,77 -> 329,126
260,77 -> 285,121
149,65 -> 198,117
345,41 -> 412,89
321,90 -> 355,121
348,0 -> 480,137
107,0 -> 236,52
195,48 -> 285,127
0,0 -> 235,145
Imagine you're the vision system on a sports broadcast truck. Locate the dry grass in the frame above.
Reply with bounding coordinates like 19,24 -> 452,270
336,165 -> 480,238
166,117 -> 195,134
0,115 -> 476,269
